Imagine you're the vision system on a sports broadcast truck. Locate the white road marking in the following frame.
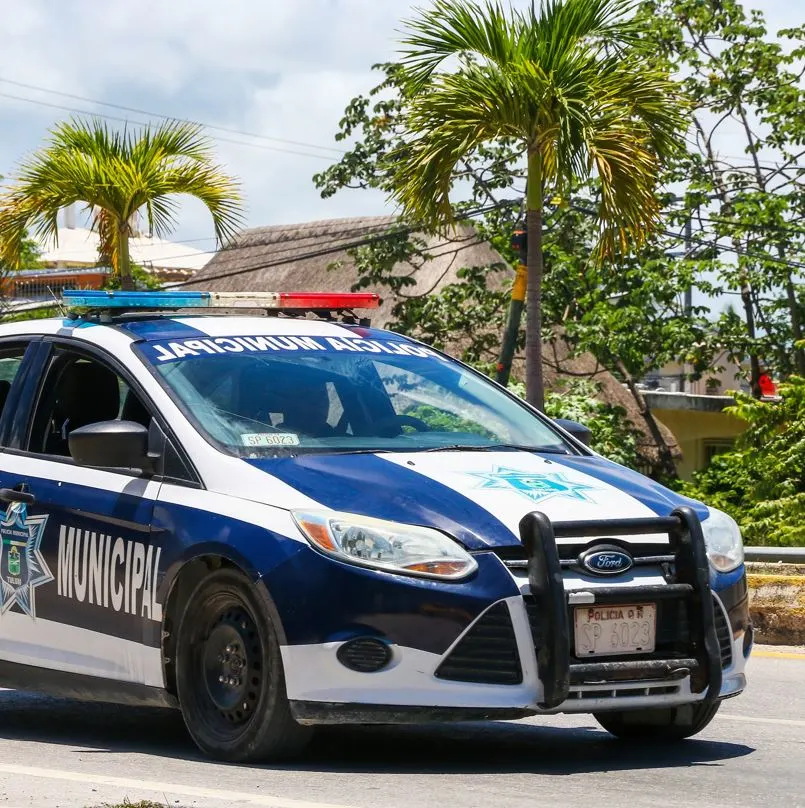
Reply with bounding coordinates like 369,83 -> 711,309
0,763 -> 352,808
720,714 -> 805,728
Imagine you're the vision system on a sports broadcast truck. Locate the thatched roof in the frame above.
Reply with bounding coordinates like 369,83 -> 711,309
186,216 -> 507,326
191,215 -> 680,470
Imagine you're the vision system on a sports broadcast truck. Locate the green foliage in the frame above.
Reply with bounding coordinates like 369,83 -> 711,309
637,0 -> 805,383
401,403 -> 495,438
102,262 -> 162,291
393,0 -> 687,255
391,265 -> 512,370
0,306 -> 57,323
509,378 -> 640,469
678,378 -> 805,546
538,187 -> 724,384
0,117 -> 243,288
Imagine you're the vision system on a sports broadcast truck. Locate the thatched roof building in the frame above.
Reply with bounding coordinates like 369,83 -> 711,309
186,215 -> 506,326
188,216 -> 680,472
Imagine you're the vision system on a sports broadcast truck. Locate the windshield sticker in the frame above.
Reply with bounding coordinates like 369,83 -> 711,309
468,466 -> 601,505
241,432 -> 300,448
140,335 -> 446,364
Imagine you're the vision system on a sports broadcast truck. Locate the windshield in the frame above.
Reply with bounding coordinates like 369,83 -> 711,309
137,333 -> 575,457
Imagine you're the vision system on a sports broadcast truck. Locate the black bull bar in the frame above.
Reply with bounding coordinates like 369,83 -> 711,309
519,506 -> 723,710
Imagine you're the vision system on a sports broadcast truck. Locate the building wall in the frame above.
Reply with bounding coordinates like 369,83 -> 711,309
652,408 -> 747,480
0,270 -> 108,300
649,352 -> 751,396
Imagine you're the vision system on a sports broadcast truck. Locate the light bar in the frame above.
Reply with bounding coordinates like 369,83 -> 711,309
62,290 -> 380,310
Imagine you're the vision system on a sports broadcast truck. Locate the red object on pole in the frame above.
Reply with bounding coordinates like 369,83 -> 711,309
758,373 -> 776,397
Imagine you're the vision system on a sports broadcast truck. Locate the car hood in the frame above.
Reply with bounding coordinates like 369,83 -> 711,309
246,450 -> 708,550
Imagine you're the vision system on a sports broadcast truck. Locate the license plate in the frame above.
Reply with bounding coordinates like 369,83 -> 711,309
574,603 -> 656,657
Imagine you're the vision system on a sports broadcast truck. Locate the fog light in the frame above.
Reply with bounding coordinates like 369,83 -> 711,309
336,638 -> 392,673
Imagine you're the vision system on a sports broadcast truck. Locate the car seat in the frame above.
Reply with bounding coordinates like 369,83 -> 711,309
45,361 -> 121,455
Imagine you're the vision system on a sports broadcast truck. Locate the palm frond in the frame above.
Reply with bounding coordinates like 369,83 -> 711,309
0,116 -> 244,273
524,0 -> 640,65
399,0 -> 520,88
391,0 -> 686,258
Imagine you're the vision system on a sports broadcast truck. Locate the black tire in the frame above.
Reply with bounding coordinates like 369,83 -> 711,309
594,700 -> 720,741
175,567 -> 312,762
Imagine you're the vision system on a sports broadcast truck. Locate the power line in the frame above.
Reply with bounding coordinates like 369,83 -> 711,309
573,204 -> 805,272
692,214 -> 805,239
0,76 -> 347,156
0,92 -> 338,162
682,133 -> 805,171
173,201 -> 517,288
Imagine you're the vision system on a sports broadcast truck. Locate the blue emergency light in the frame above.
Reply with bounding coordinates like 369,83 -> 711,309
62,290 -> 380,311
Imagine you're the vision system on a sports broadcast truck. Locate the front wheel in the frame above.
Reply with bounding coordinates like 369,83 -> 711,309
175,567 -> 312,762
594,701 -> 721,741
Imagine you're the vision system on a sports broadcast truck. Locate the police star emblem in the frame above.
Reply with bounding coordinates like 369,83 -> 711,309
0,501 -> 53,619
468,465 -> 599,504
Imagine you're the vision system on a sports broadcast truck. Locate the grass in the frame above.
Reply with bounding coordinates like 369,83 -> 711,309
746,573 -> 805,588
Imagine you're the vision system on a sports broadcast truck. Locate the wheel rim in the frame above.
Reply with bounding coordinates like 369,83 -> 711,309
190,597 -> 264,741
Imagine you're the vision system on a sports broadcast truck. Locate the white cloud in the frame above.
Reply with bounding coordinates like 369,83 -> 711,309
0,0 -> 800,256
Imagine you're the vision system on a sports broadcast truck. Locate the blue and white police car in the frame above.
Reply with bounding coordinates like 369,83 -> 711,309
0,290 -> 751,762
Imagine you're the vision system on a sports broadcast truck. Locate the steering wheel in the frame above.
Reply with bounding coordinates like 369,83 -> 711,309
374,414 -> 431,435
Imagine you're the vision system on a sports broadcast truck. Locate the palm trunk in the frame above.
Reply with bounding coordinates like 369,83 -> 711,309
117,223 -> 134,291
525,151 -> 545,410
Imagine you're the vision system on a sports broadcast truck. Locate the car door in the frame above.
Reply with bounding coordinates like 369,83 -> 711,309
0,340 -> 165,687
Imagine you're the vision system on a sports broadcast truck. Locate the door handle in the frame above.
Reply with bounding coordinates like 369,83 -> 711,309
0,488 -> 35,505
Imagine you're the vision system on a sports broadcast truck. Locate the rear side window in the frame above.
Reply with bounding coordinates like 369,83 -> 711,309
0,343 -> 32,445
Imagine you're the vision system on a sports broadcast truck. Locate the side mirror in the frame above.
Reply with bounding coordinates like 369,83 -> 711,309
553,418 -> 592,447
69,420 -> 154,473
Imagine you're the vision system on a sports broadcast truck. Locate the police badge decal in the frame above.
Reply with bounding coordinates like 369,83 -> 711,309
0,501 -> 53,619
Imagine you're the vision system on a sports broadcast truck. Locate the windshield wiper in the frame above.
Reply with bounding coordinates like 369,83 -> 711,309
304,448 -> 395,456
419,443 -> 570,454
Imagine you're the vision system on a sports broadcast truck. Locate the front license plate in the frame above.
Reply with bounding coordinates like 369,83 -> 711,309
574,603 -> 657,657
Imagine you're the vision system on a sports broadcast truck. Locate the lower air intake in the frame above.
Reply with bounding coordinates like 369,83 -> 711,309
713,597 -> 733,668
435,602 -> 522,685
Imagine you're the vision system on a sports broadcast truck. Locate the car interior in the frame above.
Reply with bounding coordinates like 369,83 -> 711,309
32,355 -> 152,457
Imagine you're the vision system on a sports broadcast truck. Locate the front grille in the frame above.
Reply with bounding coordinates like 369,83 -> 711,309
523,596 -> 543,649
566,684 -> 680,700
435,602 -> 522,685
713,596 -> 733,668
523,594 -> 692,663
493,541 -> 674,569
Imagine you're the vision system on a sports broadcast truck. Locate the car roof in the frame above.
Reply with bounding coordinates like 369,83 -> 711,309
0,314 -> 408,345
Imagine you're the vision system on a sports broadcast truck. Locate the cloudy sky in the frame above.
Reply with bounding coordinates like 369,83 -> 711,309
0,0 -> 801,263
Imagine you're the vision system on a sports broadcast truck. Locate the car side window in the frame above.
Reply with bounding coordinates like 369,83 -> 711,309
28,351 -> 153,458
0,344 -> 29,430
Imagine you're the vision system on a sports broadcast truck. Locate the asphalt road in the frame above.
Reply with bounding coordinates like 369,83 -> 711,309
0,647 -> 802,808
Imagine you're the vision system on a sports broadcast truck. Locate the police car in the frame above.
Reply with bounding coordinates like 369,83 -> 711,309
0,290 -> 751,762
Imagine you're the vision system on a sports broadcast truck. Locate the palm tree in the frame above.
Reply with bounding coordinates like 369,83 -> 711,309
0,118 -> 244,290
392,0 -> 687,409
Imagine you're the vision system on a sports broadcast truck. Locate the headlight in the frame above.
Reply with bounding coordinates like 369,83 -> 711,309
292,510 -> 477,580
701,507 -> 744,573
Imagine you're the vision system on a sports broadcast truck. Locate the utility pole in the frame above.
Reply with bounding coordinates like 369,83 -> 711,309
495,226 -> 527,386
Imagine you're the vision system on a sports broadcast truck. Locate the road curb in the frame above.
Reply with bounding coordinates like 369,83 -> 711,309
746,564 -> 805,646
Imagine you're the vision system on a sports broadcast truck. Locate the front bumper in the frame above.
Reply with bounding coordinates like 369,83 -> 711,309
281,507 -> 750,724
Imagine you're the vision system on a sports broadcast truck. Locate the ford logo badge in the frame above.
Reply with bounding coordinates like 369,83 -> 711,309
580,546 -> 634,576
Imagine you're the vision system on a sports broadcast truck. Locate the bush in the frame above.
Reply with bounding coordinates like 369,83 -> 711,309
509,379 -> 640,469
677,377 -> 805,546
